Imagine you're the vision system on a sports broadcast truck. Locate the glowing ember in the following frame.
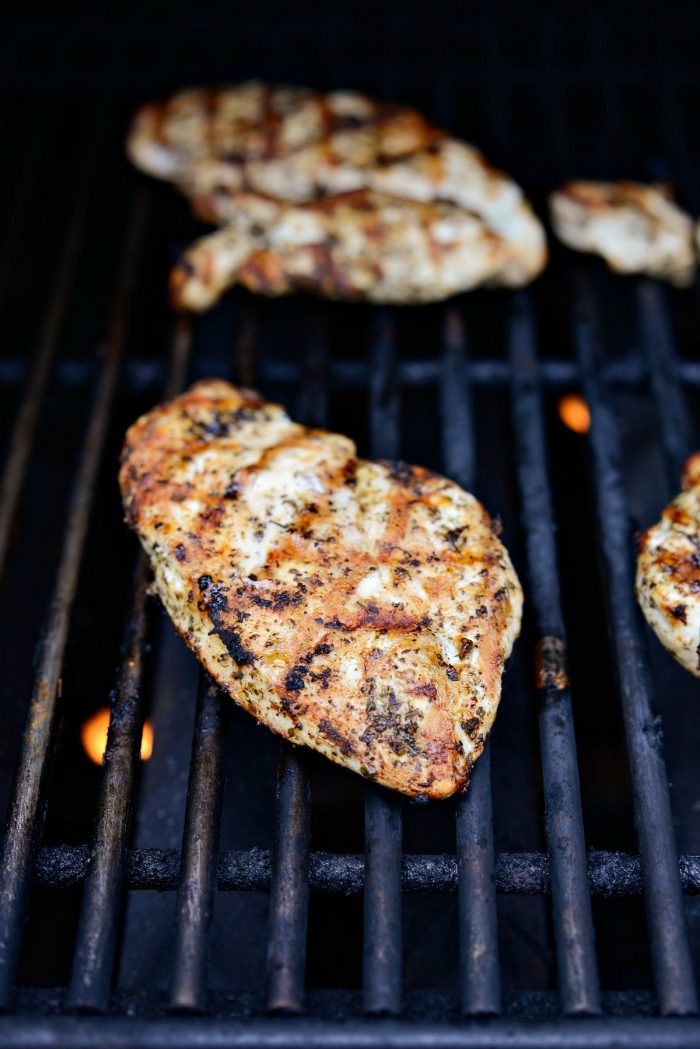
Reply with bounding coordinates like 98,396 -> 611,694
558,393 -> 591,434
81,707 -> 154,765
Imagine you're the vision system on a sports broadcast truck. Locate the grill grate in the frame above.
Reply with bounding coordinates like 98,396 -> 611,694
1,6 -> 700,1046
509,295 -> 600,1016
575,276 -> 697,1015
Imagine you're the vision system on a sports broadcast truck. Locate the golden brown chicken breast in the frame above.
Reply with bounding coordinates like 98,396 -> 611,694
119,380 -> 523,797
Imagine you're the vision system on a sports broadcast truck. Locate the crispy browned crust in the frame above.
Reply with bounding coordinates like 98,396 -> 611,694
119,380 -> 523,797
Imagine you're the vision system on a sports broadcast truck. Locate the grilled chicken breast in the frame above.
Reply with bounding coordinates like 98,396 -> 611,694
636,453 -> 700,677
127,82 -> 443,191
127,81 -> 547,306
119,380 -> 522,797
171,189 -> 528,311
550,181 -> 695,286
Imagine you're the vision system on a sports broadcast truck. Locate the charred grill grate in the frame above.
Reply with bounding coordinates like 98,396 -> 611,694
1,6 -> 700,1047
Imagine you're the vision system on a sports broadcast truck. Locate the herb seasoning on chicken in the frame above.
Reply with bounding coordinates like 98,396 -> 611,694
170,189 -> 527,311
119,381 -> 523,797
127,81 -> 547,310
637,453 -> 700,677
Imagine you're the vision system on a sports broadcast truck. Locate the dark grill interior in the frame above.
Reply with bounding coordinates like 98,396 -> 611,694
2,4 -> 700,1045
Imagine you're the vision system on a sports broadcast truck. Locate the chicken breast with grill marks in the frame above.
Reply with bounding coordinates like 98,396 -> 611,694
550,181 -> 695,286
119,380 -> 523,797
636,453 -> 700,677
127,81 -> 547,306
170,189 -> 523,311
127,81 -> 444,191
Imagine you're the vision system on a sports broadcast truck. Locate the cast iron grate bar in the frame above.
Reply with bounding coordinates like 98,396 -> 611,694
264,320 -> 327,1014
363,784 -> 403,1016
574,272 -> 698,1016
0,104 -> 105,584
164,321 -> 229,1015
69,272 -> 192,1019
362,310 -> 403,1017
169,311 -> 247,1012
3,1011 -> 700,1049
442,308 -> 501,1017
265,748 -> 312,1014
30,843 -> 700,895
0,185 -> 148,1010
70,316 -> 191,1013
67,556 -> 152,1013
169,675 -> 226,1013
7,353 -> 700,397
636,280 -> 695,492
254,356 -> 700,394
509,292 -> 601,1016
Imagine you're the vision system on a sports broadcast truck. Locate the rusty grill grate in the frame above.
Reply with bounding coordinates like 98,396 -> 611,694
1,5 -> 700,1047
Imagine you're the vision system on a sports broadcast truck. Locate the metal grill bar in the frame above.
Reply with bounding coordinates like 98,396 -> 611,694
509,293 -> 601,1015
25,354 -> 697,395
363,311 -> 403,1017
67,557 -> 151,1013
0,108 -> 104,582
636,281 -> 695,489
442,309 -> 501,1017
574,274 -> 698,1016
161,319 -> 213,1013
363,784 -> 403,1016
455,765 -> 500,1015
68,310 -> 192,1014
264,326 -> 327,1015
2,1014 -> 700,1049
0,187 -> 148,1009
295,314 -> 329,431
170,677 -> 226,1013
30,844 -> 700,895
69,315 -> 192,1013
57,233 -> 194,1019
265,748 -> 312,1014
440,310 -> 475,490
258,357 -> 700,391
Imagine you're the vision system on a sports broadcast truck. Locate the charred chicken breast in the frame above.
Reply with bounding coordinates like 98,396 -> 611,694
550,181 -> 695,286
119,380 -> 523,797
637,454 -> 700,677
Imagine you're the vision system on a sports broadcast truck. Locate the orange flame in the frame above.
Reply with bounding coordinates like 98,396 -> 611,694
558,394 -> 591,434
81,707 -> 154,766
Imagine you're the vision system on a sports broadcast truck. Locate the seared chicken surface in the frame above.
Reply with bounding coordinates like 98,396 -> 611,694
119,380 -> 523,797
127,81 -> 547,307
637,453 -> 700,677
550,181 -> 695,286
127,81 -> 443,193
171,189 -> 526,311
